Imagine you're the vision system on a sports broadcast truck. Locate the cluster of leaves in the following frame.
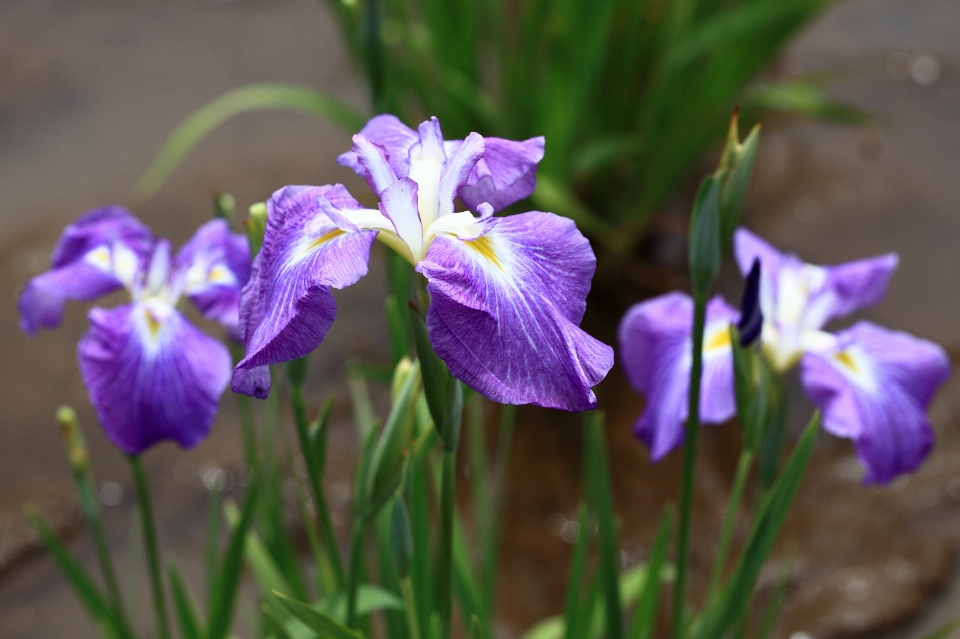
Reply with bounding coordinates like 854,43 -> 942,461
136,0 -> 861,256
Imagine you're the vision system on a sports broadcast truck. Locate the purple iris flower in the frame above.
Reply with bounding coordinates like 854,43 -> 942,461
733,229 -> 950,484
233,115 -> 613,411
619,227 -> 950,484
618,292 -> 738,461
18,207 -> 250,454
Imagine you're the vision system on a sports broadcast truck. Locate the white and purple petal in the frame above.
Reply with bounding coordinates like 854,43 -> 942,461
457,136 -> 545,212
800,321 -> 950,484
417,211 -> 613,411
77,302 -> 231,454
337,114 -> 418,180
733,227 -> 898,328
232,184 -> 376,397
618,293 -> 738,461
18,206 -> 154,335
176,218 -> 251,327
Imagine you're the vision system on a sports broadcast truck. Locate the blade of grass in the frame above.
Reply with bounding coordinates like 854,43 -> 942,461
167,563 -> 203,639
207,480 -> 259,639
627,507 -> 675,639
133,83 -> 366,199
25,509 -> 123,639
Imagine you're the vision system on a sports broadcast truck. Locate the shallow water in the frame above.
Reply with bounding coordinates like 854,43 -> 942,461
1,1 -> 959,638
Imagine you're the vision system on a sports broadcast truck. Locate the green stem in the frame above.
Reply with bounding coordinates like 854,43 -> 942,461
236,392 -> 258,470
671,290 -> 707,639
707,449 -> 754,600
482,404 -> 515,618
346,519 -> 367,628
400,577 -> 423,639
129,455 -> 170,639
438,437 -> 459,639
78,469 -> 132,638
290,382 -> 346,589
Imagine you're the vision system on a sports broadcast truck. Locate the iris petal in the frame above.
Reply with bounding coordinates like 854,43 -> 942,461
337,114 -> 418,179
457,136 -> 545,212
800,321 -> 950,484
618,293 -> 738,461
232,185 -> 376,397
18,206 -> 154,335
417,211 -> 612,411
77,303 -> 231,454
176,218 -> 250,328
733,227 -> 898,328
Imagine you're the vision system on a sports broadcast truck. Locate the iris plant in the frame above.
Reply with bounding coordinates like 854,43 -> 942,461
619,227 -> 950,484
233,115 -> 614,411
18,207 -> 250,454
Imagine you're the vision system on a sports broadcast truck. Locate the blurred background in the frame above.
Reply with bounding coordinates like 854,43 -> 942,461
1,0 -> 959,637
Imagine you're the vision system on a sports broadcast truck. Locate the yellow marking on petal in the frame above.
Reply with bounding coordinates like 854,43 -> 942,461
86,246 -> 111,270
705,328 -> 731,353
208,264 -> 233,285
464,235 -> 502,271
144,308 -> 162,339
835,350 -> 859,375
303,229 -> 346,255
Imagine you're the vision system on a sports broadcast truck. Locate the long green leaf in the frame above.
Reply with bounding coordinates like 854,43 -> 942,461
26,509 -> 122,639
584,412 -> 622,639
693,413 -> 819,639
133,83 -> 366,198
208,481 -> 259,639
628,507 -> 674,639
273,591 -> 367,639
167,563 -> 204,639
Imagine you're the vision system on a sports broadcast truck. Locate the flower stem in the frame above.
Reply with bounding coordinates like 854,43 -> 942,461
438,439 -> 458,639
671,290 -> 708,639
290,378 -> 345,589
707,449 -> 754,600
58,407 -> 133,638
345,519 -> 367,628
400,577 -> 423,639
128,455 -> 170,639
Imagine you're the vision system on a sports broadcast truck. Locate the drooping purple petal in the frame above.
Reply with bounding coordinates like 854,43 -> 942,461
175,218 -> 250,328
618,293 -> 738,460
417,211 -> 612,411
800,321 -> 950,484
337,114 -> 418,180
77,302 -> 231,454
232,184 -> 376,398
457,136 -> 545,212
18,206 -> 154,335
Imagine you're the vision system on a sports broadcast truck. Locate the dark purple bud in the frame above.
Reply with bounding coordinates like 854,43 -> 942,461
737,257 -> 762,346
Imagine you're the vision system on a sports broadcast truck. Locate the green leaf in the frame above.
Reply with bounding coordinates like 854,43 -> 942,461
261,604 -> 296,639
628,507 -> 674,639
391,494 -> 414,580
693,413 -> 819,639
561,505 -> 590,639
409,306 -> 452,442
207,481 -> 259,639
584,412 -> 623,639
273,590 -> 367,639
743,80 -> 869,125
26,509 -> 122,639
921,615 -> 960,639
717,115 -> 760,253
133,83 -> 366,199
687,173 -> 724,296
167,563 -> 203,639
366,360 -> 422,512
224,500 -> 291,616
319,585 -> 405,621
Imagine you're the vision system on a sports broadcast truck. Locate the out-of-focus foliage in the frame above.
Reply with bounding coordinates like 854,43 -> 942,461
326,0 -> 846,246
138,0 -> 855,252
